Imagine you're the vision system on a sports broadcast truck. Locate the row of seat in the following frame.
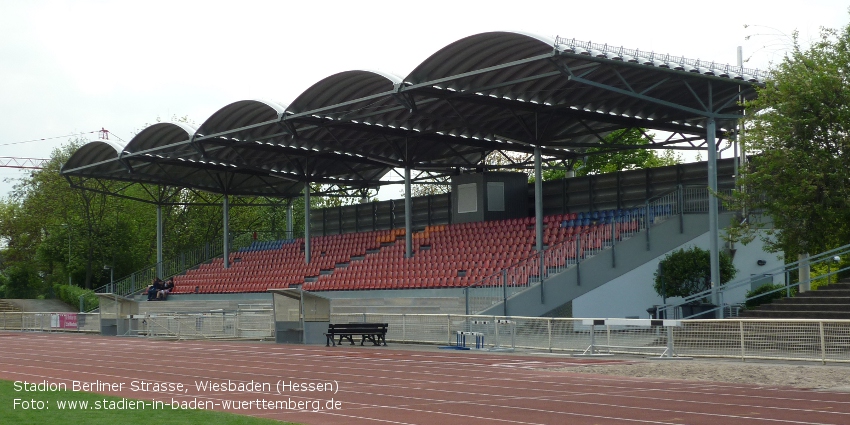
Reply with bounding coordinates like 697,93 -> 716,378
308,216 -> 621,291
172,210 -> 659,294
238,239 -> 297,252
173,228 -> 400,293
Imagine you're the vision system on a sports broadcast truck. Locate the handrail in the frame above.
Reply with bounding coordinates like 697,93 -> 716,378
463,186 -> 718,314
93,232 -> 255,297
658,242 -> 850,319
464,185 -> 734,313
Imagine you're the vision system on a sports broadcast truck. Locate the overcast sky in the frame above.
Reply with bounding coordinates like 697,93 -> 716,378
1,0 -> 847,200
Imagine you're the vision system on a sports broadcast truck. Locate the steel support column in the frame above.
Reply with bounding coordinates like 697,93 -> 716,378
404,166 -> 413,258
534,146 -> 543,253
156,204 -> 163,277
707,118 -> 720,306
222,194 -> 230,269
286,200 -> 293,240
304,185 -> 311,264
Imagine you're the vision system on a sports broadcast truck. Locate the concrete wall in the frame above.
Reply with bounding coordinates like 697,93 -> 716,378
572,230 -> 783,319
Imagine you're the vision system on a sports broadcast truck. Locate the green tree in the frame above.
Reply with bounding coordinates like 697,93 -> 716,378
731,18 -> 850,258
559,128 -> 681,179
654,246 -> 737,299
411,128 -> 682,195
0,141 -> 152,290
0,130 -> 326,298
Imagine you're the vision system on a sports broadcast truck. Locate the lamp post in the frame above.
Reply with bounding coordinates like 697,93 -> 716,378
829,256 -> 841,286
104,265 -> 114,293
67,232 -> 71,286
61,224 -> 71,286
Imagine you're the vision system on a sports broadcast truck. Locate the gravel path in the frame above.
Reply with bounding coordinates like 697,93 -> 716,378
557,359 -> 850,391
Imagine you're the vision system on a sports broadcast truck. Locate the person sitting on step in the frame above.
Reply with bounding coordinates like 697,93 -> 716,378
146,278 -> 163,301
158,277 -> 174,301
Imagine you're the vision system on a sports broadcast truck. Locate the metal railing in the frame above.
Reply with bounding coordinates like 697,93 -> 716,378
0,312 -> 100,333
8,310 -> 848,364
132,304 -> 274,340
659,242 -> 850,319
94,232 -> 256,298
553,36 -> 769,81
138,313 -> 240,340
464,185 -> 722,314
463,213 -> 634,314
332,313 -> 850,364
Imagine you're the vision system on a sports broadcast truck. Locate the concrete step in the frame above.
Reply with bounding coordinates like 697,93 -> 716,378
0,300 -> 22,312
739,310 -> 850,320
774,296 -> 850,304
758,303 -> 850,312
744,279 -> 850,320
796,289 -> 850,297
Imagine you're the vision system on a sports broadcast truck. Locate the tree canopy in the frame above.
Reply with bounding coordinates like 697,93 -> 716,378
732,17 -> 850,258
543,128 -> 681,181
0,140 -> 313,296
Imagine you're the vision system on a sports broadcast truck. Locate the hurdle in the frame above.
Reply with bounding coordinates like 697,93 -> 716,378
573,318 -> 691,360
440,330 -> 484,350
488,319 -> 516,352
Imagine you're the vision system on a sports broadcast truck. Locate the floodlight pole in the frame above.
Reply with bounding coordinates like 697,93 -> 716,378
734,47 -> 742,181
286,200 -> 293,240
707,118 -> 721,307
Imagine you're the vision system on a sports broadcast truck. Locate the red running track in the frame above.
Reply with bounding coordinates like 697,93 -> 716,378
0,333 -> 848,425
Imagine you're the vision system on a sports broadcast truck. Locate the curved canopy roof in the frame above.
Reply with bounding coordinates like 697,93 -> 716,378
62,31 -> 765,199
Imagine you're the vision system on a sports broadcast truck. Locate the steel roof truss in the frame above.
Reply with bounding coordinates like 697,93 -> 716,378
682,80 -> 709,113
554,57 -> 742,120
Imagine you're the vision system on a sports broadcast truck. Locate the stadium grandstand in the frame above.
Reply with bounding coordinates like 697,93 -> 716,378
58,31 -> 777,321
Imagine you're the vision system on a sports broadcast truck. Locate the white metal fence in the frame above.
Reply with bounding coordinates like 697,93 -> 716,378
332,313 -> 850,364
135,306 -> 274,340
5,311 -> 848,364
0,312 -> 100,333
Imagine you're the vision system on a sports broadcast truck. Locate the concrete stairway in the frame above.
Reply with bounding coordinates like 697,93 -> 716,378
478,212 -> 729,317
0,300 -> 22,313
741,281 -> 850,319
0,300 -> 23,330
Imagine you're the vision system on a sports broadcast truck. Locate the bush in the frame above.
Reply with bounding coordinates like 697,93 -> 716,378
745,283 -> 796,309
54,284 -> 98,312
654,246 -> 737,300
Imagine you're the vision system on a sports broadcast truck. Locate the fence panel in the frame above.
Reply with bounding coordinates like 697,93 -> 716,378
7,310 -> 850,364
0,312 -> 99,333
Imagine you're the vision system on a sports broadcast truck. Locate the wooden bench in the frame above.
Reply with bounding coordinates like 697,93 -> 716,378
325,323 -> 388,347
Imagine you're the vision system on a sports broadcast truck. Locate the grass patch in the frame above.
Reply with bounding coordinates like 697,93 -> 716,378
0,380 -> 298,425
